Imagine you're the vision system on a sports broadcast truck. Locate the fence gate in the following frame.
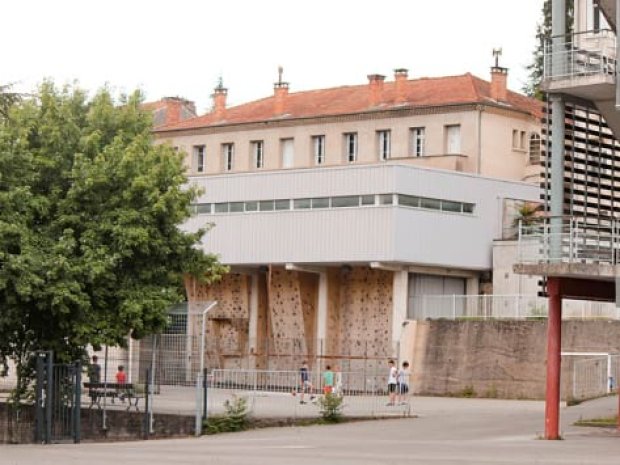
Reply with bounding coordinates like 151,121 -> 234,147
35,352 -> 81,444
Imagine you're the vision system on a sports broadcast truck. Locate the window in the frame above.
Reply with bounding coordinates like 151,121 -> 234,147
222,143 -> 234,171
194,145 -> 205,172
274,199 -> 290,210
313,135 -> 325,165
294,198 -> 311,209
512,130 -> 519,149
281,138 -> 294,168
445,125 -> 461,154
421,198 -> 441,210
214,203 -> 229,213
410,127 -> 425,157
361,195 -> 375,205
344,133 -> 358,162
441,200 -> 461,213
245,201 -> 258,212
331,196 -> 359,208
252,141 -> 264,169
377,130 -> 391,160
520,131 -> 526,150
259,200 -> 275,211
196,203 -> 211,214
529,133 -> 541,164
379,194 -> 393,205
230,202 -> 244,213
398,195 -> 420,208
311,197 -> 329,209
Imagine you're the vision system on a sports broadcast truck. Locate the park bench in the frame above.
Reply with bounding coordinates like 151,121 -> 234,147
83,382 -> 143,411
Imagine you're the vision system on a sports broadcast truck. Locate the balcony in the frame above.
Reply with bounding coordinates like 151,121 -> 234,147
514,216 -> 620,280
542,29 -> 616,101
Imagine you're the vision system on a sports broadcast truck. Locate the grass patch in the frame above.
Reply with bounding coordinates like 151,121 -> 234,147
574,416 -> 617,428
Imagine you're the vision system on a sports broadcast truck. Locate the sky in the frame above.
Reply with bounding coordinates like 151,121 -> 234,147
3,0 -> 544,114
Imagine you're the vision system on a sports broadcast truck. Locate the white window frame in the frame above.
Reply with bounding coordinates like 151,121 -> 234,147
445,125 -> 461,154
313,135 -> 325,165
194,145 -> 205,173
281,138 -> 295,168
252,140 -> 264,169
410,127 -> 425,157
222,143 -> 234,172
344,132 -> 358,163
377,130 -> 391,161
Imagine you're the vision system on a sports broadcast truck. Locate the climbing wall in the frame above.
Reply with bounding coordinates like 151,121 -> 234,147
299,272 -> 319,358
325,268 -> 342,358
185,274 -> 250,369
336,267 -> 393,372
266,267 -> 308,367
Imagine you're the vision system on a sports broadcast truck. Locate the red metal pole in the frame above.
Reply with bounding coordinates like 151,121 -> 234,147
545,277 -> 562,440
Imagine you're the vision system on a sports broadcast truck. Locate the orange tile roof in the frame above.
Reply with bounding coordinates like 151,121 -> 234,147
155,73 -> 541,132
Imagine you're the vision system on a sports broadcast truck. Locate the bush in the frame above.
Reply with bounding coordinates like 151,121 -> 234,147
203,396 -> 249,434
317,393 -> 343,423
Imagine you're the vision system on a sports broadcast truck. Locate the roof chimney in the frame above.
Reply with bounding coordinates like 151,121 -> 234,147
274,66 -> 289,114
367,74 -> 385,107
394,68 -> 408,103
212,77 -> 228,120
490,48 -> 508,102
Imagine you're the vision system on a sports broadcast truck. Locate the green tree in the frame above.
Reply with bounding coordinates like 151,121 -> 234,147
523,0 -> 573,99
0,82 -> 226,400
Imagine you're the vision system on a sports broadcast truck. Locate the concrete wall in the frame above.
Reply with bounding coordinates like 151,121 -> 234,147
408,320 -> 620,400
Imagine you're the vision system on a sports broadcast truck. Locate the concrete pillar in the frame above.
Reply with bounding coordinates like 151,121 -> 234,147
392,271 -> 409,358
545,277 -> 562,440
466,276 -> 479,317
248,273 -> 259,369
316,272 -> 328,365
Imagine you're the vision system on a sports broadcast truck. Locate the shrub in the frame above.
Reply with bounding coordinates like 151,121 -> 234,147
203,396 -> 249,434
317,393 -> 343,423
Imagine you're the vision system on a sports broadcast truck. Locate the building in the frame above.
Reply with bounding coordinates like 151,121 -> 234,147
153,66 -> 542,372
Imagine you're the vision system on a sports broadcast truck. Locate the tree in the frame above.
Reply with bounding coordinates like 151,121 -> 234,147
0,83 -> 22,121
523,0 -> 573,99
0,82 -> 227,400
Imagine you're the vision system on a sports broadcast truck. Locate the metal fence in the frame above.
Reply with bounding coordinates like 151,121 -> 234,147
567,353 -> 620,401
205,369 -> 412,419
517,216 -> 620,265
407,294 -> 619,320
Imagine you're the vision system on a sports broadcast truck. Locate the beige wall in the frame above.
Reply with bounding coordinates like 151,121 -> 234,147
158,106 -> 541,182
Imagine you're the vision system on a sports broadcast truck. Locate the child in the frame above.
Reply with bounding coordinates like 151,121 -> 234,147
298,361 -> 315,404
397,361 -> 411,405
387,360 -> 397,406
115,365 -> 127,384
323,365 -> 334,395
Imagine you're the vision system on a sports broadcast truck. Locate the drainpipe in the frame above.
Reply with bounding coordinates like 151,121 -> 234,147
477,106 -> 483,174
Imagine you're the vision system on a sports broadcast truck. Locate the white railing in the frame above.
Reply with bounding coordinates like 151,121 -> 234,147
207,369 -> 412,418
543,29 -> 616,81
407,294 -> 619,320
517,216 -> 620,265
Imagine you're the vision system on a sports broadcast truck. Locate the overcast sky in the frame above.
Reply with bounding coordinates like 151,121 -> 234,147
3,0 -> 544,113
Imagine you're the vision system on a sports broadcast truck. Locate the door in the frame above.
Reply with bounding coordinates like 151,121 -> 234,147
407,274 -> 466,319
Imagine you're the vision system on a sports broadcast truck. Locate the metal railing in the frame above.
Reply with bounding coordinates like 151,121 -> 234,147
517,216 -> 620,265
543,29 -> 616,81
568,354 -> 620,401
207,369 -> 412,418
407,294 -> 619,320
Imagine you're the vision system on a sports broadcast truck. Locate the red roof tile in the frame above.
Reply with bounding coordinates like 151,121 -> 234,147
155,73 -> 541,132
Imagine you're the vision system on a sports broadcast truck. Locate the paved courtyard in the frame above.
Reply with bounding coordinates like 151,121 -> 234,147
4,395 -> 620,465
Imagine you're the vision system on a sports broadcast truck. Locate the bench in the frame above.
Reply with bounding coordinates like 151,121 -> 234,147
84,382 -> 144,412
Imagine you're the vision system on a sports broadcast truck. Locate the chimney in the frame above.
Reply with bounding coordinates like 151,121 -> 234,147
274,66 -> 289,115
367,74 -> 386,107
212,78 -> 228,120
394,68 -> 408,103
490,47 -> 508,102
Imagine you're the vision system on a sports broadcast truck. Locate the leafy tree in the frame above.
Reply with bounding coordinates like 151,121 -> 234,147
0,82 -> 227,400
523,0 -> 573,99
0,83 -> 22,121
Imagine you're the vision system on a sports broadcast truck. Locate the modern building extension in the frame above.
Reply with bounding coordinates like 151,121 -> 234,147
515,0 -> 620,439
154,66 -> 541,372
